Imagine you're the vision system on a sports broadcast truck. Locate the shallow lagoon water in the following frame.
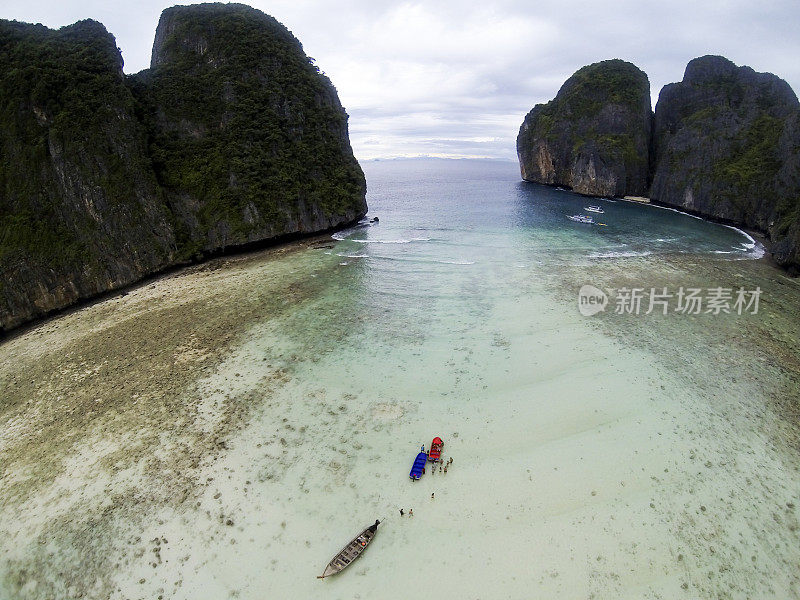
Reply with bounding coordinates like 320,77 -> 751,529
1,159 -> 799,599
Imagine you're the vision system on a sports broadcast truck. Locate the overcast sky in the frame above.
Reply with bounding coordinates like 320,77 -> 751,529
2,0 -> 799,160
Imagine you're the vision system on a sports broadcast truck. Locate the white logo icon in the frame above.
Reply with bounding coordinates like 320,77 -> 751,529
578,285 -> 608,316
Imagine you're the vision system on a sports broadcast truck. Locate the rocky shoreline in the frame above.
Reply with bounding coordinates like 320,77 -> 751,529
0,217 -> 364,344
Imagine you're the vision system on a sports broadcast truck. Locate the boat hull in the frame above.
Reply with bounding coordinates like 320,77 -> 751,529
409,451 -> 428,479
428,436 -> 444,462
318,520 -> 380,578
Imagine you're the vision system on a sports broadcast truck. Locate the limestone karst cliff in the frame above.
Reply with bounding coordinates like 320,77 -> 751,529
516,59 -> 653,197
517,55 -> 800,272
132,4 -> 367,259
0,4 -> 366,332
650,55 -> 800,271
0,19 -> 177,332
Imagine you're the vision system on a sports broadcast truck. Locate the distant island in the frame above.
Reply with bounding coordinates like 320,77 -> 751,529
517,56 -> 800,273
0,3 -> 367,332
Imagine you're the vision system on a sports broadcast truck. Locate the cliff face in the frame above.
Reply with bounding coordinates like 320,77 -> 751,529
0,4 -> 367,332
518,55 -> 800,273
651,56 -> 800,271
132,3 -> 366,259
0,19 -> 176,332
516,60 -> 652,197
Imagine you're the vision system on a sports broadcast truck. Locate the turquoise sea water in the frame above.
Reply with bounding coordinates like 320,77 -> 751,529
214,160 -> 798,598
2,159 -> 798,599
354,159 -> 758,262
330,158 -> 764,347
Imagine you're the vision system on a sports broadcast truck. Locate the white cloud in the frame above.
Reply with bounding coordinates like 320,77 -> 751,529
3,0 -> 799,160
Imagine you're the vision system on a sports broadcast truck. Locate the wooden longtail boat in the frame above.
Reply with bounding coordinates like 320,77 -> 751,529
317,520 -> 380,579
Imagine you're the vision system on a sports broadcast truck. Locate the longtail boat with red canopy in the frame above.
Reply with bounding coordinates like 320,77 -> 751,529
428,436 -> 443,462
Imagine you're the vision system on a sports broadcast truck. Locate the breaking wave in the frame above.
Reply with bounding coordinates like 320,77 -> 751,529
588,250 -> 653,259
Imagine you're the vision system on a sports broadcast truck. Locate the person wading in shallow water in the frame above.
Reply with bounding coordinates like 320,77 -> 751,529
409,509 -> 413,517
431,492 -> 435,500
399,508 -> 404,516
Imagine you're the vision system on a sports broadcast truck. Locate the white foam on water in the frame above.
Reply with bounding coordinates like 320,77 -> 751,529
638,206 -> 765,260
722,224 -> 757,245
350,237 -> 432,245
435,259 -> 475,265
332,229 -> 431,245
720,224 -> 766,259
648,204 -> 705,220
588,250 -> 653,259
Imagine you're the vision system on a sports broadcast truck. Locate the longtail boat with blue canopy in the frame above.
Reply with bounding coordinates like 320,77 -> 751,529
409,451 -> 428,480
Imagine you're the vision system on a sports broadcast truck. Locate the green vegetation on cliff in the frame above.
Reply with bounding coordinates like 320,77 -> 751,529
651,55 -> 800,270
517,59 -> 652,197
132,3 -> 366,260
0,4 -> 367,332
558,60 -> 647,118
0,20 -> 155,268
519,54 -> 800,272
711,113 -> 785,192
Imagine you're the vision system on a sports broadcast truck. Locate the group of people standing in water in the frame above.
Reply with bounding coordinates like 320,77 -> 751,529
400,455 -> 454,518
